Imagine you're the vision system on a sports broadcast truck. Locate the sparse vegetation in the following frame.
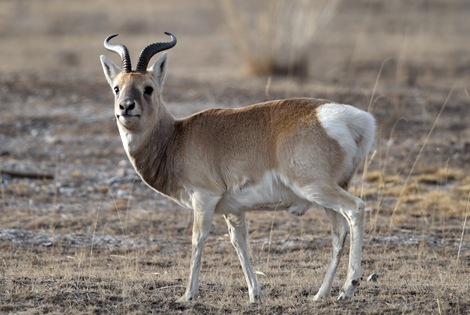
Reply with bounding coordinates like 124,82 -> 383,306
1,0 -> 470,314
221,0 -> 341,77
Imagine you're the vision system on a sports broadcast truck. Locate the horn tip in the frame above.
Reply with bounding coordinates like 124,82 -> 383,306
104,34 -> 119,42
164,32 -> 176,40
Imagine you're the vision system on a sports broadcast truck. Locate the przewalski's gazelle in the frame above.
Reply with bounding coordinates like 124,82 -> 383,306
100,32 -> 376,303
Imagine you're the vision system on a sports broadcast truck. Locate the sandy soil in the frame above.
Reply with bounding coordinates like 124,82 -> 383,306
1,0 -> 469,314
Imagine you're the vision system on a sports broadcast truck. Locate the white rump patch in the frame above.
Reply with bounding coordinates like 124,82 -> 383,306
316,103 -> 376,171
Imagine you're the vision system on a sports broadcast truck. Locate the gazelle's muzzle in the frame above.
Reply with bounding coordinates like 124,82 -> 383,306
116,99 -> 141,130
118,100 -> 139,117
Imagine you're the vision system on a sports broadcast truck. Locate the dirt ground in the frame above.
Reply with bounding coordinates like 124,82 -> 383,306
1,0 -> 470,314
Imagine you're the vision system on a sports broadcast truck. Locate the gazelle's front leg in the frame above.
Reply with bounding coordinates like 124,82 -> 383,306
224,212 -> 261,303
177,193 -> 219,303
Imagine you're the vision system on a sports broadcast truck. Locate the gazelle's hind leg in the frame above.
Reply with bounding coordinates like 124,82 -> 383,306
224,212 -> 261,303
303,184 -> 365,300
313,208 -> 348,300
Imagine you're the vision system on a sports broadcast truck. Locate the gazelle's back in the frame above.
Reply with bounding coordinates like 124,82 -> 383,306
177,98 -> 374,197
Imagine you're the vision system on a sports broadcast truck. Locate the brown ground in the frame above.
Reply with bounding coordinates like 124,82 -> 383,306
1,0 -> 469,314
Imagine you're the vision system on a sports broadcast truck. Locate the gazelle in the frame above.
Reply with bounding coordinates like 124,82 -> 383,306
100,32 -> 376,303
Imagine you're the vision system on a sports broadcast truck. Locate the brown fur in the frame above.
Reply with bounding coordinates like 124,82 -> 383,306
130,98 -> 344,199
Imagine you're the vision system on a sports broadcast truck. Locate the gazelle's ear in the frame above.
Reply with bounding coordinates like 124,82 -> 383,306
149,53 -> 168,87
100,55 -> 121,88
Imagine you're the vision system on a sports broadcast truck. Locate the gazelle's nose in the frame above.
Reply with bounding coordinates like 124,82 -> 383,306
119,100 -> 136,115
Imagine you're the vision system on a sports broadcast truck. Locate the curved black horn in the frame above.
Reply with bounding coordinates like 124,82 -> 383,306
103,34 -> 132,73
135,32 -> 177,73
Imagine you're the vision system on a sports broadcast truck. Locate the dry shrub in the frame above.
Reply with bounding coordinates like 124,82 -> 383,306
221,0 -> 340,77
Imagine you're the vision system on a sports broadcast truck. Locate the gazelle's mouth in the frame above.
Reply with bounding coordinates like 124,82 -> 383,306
117,114 -> 140,118
116,114 -> 140,130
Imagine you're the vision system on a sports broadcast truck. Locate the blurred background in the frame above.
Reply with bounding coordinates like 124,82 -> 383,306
1,0 -> 469,88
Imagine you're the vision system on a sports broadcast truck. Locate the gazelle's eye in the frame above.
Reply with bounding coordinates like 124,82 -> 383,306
114,86 -> 120,94
144,86 -> 153,96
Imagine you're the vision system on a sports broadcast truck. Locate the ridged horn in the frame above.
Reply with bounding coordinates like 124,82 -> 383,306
103,34 -> 132,73
135,32 -> 177,73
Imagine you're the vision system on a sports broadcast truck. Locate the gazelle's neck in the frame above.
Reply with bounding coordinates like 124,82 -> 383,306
118,102 -> 174,154
119,107 -> 178,195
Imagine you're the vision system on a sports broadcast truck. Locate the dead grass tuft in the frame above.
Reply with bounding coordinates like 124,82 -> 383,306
221,0 -> 340,77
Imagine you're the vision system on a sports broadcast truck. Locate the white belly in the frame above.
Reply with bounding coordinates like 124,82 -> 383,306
215,171 -> 313,215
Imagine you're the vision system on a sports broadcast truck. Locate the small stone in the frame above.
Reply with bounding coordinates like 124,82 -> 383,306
116,189 -> 129,198
367,273 -> 378,282
71,170 -> 82,178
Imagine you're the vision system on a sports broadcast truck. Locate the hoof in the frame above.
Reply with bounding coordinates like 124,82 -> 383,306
338,279 -> 359,300
313,292 -> 329,301
337,292 -> 348,300
176,295 -> 192,303
249,294 -> 262,304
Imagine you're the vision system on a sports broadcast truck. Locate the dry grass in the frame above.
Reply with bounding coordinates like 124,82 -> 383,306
1,223 -> 469,314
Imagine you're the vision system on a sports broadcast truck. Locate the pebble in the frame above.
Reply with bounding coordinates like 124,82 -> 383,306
367,273 -> 378,282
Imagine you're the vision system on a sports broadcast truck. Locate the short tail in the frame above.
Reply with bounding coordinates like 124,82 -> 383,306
349,110 -> 376,167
